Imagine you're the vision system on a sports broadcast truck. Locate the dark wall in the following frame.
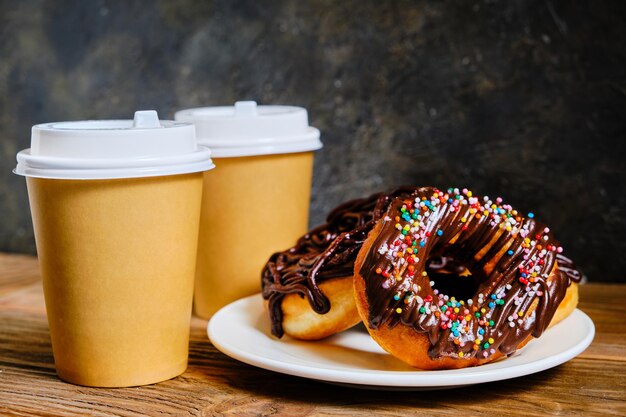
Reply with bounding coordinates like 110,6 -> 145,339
1,0 -> 624,282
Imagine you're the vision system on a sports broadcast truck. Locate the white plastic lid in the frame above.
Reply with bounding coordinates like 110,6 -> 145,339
14,110 -> 215,180
174,101 -> 322,158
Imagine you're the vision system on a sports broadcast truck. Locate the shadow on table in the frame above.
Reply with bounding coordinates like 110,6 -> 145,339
195,331 -> 566,411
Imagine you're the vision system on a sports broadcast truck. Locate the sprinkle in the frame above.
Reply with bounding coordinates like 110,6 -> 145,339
528,212 -> 535,218
396,308 -> 402,314
507,250 -> 514,256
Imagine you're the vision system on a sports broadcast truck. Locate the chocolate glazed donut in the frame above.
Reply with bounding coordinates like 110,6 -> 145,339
354,187 -> 582,369
261,187 -> 415,339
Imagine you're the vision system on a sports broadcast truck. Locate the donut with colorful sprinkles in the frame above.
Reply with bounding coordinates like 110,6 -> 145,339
354,187 -> 581,369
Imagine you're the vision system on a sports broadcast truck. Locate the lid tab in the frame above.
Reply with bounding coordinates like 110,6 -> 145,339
133,110 -> 161,128
234,101 -> 258,117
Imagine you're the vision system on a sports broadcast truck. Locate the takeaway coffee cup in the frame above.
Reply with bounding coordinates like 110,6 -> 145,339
14,111 -> 214,387
175,101 -> 322,318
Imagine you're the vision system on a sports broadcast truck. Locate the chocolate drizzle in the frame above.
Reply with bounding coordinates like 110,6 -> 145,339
261,187 -> 414,338
359,187 -> 582,361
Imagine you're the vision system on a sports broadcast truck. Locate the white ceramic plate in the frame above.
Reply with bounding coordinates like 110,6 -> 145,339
208,294 -> 594,390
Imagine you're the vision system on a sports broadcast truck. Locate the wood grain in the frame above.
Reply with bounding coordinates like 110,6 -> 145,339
0,254 -> 624,416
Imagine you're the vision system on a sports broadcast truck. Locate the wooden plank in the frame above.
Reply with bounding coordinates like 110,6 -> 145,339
0,253 -> 41,296
577,284 -> 626,362
0,253 -> 624,416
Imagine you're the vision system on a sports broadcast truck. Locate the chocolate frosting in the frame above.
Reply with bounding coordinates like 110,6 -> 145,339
358,187 -> 582,360
261,187 -> 415,338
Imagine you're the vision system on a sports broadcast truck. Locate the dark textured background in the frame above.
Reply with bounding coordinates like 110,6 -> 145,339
0,0 -> 624,282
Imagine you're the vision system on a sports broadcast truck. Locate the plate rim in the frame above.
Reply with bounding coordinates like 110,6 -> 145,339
208,294 -> 595,388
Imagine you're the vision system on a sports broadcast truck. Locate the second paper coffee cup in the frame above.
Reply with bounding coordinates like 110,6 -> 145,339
14,111 -> 214,387
175,101 -> 322,318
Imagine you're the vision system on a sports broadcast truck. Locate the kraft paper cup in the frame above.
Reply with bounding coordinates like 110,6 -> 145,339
194,152 -> 313,318
176,102 -> 322,318
15,111 -> 214,387
28,174 -> 203,386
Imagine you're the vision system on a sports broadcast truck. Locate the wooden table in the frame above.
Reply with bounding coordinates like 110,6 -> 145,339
0,253 -> 624,416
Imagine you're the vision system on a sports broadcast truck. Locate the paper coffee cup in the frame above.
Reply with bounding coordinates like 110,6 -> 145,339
175,102 -> 322,318
15,111 -> 214,387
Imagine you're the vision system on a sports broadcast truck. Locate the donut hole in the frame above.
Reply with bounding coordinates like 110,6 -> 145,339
425,256 -> 483,300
